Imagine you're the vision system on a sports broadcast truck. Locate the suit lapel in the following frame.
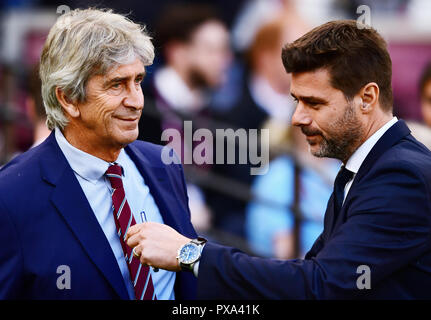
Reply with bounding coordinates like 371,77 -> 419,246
326,120 -> 411,239
125,144 -> 192,236
126,143 -> 199,299
40,133 -> 129,299
322,193 -> 336,242
350,120 -> 411,185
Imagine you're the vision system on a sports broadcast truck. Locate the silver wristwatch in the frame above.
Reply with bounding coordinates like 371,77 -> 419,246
176,237 -> 207,272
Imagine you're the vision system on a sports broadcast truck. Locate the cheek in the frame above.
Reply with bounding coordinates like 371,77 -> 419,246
193,49 -> 219,73
83,97 -> 120,130
192,56 -> 208,74
95,93 -> 120,115
321,102 -> 347,129
311,110 -> 334,134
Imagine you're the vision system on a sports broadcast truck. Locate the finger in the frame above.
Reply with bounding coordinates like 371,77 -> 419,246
125,223 -> 144,242
139,251 -> 148,265
126,232 -> 141,248
132,246 -> 141,258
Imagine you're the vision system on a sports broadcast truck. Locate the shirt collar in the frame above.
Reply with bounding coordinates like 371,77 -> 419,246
345,117 -> 398,174
154,66 -> 207,112
55,127 -> 125,184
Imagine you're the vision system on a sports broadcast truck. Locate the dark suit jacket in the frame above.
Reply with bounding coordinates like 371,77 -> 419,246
197,120 -> 431,299
0,132 -> 197,299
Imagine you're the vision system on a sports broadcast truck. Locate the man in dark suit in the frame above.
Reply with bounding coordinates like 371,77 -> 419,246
127,20 -> 431,299
0,8 -> 197,299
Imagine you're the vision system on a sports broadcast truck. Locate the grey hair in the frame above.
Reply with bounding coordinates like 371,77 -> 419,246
40,8 -> 155,130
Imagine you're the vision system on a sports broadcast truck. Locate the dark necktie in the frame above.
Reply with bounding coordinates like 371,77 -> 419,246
105,164 -> 156,300
333,166 -> 354,215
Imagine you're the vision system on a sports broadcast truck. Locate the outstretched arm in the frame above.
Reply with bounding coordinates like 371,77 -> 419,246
126,162 -> 431,299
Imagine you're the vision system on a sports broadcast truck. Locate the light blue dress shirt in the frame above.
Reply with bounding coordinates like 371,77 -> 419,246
55,128 -> 176,300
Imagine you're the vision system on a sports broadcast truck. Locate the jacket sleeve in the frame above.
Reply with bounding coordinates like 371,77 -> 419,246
197,161 -> 431,299
0,197 -> 24,299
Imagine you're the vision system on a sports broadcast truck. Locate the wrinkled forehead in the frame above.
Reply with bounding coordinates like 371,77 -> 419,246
102,58 -> 146,80
85,58 -> 146,89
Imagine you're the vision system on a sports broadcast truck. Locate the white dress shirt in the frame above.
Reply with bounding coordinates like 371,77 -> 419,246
343,117 -> 398,201
55,128 -> 176,299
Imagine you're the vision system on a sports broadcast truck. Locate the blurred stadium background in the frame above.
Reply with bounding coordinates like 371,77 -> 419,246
1,0 -> 431,259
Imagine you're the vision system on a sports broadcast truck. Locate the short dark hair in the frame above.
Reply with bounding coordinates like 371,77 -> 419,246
419,62 -> 431,97
282,20 -> 393,112
155,4 -> 220,52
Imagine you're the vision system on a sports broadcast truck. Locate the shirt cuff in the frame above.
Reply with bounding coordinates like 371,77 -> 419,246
192,261 -> 200,278
192,243 -> 205,277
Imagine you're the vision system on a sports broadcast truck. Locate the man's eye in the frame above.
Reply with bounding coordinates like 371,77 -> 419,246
111,83 -> 122,89
307,102 -> 320,108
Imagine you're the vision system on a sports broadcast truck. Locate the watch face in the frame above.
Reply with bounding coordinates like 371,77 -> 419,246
178,243 -> 200,264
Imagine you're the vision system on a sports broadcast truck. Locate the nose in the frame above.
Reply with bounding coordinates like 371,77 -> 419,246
123,83 -> 144,110
291,103 -> 312,127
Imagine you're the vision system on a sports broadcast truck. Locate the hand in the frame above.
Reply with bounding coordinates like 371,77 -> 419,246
125,222 -> 191,272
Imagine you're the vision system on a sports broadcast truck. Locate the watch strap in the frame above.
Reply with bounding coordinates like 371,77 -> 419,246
190,237 -> 207,246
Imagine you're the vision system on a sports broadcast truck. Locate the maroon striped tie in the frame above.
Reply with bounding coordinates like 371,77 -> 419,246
105,164 -> 156,300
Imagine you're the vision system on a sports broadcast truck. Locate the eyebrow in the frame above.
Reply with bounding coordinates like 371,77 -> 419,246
104,71 -> 146,87
291,92 -> 329,105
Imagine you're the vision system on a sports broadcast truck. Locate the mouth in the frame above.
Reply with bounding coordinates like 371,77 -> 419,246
304,134 -> 321,145
301,127 -> 322,141
115,117 -> 139,122
305,134 -> 320,138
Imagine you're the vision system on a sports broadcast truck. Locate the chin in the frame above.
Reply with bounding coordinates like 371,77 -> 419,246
115,129 -> 139,146
309,145 -> 325,158
307,142 -> 318,152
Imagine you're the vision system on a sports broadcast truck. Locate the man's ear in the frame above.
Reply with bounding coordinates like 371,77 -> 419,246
55,87 -> 80,118
359,82 -> 379,114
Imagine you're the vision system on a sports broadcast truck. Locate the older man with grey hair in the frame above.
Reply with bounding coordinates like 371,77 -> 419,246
0,8 -> 198,300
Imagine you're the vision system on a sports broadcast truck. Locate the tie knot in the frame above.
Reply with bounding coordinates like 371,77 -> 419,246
105,164 -> 124,189
336,166 -> 354,188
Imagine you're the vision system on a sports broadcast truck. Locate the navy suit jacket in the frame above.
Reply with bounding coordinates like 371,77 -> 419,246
0,132 -> 197,299
197,120 -> 431,299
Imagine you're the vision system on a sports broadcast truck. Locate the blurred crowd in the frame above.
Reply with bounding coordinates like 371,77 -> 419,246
1,0 -> 431,259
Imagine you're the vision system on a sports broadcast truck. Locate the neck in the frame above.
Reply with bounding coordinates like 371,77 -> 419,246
34,120 -> 51,144
62,125 -> 121,162
342,112 -> 393,164
361,112 -> 393,145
